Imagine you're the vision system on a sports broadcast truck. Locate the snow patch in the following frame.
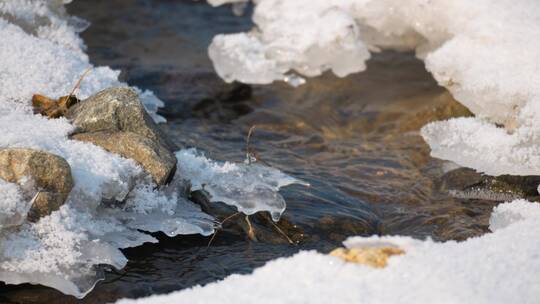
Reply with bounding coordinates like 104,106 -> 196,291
0,1 -> 165,122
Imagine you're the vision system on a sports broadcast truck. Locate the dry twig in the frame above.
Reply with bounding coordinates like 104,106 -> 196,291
207,212 -> 242,248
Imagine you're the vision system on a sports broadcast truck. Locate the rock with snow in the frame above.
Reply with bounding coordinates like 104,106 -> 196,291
67,87 -> 177,185
72,131 -> 177,186
68,87 -> 176,151
0,148 -> 73,221
0,1 -> 210,296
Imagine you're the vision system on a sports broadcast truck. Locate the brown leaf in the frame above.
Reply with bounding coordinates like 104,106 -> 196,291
31,94 -> 79,119
329,246 -> 405,268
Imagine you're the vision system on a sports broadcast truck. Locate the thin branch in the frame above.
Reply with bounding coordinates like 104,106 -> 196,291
246,125 -> 257,164
245,215 -> 257,241
68,68 -> 92,97
269,219 -> 295,245
207,212 -> 242,248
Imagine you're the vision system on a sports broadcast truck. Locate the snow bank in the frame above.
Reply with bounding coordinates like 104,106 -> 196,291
207,0 -> 540,178
0,0 -> 302,297
116,199 -> 540,304
0,0 -> 165,122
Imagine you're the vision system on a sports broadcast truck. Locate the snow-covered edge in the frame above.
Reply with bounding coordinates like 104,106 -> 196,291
116,199 -> 540,304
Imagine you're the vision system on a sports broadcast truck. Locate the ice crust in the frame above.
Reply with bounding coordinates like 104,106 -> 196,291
421,117 -> 540,177
207,0 -> 540,178
177,148 -> 308,221
117,199 -> 540,304
0,0 -> 301,297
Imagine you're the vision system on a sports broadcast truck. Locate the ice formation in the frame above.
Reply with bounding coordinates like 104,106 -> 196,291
177,148 -> 308,221
0,0 -> 302,297
422,117 -> 540,177
207,0 -> 540,178
117,199 -> 540,304
0,104 -> 215,296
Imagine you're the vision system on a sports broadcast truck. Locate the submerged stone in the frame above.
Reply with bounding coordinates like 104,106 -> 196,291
329,246 -> 404,268
0,148 -> 73,221
398,92 -> 473,132
72,131 -> 177,186
440,168 -> 540,202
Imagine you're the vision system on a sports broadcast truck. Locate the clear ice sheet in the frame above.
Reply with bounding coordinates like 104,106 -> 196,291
177,148 -> 308,221
0,170 -> 218,297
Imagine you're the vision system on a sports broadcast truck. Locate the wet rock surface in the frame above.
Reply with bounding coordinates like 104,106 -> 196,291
0,148 -> 73,221
439,168 -> 540,202
67,87 -> 177,185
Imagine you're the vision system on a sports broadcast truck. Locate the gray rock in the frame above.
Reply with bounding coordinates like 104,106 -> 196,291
0,148 -> 73,221
67,87 -> 179,185
72,131 -> 177,186
66,87 -> 177,151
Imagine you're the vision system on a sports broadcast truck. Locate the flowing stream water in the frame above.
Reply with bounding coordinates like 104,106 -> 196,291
0,1 -> 507,303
